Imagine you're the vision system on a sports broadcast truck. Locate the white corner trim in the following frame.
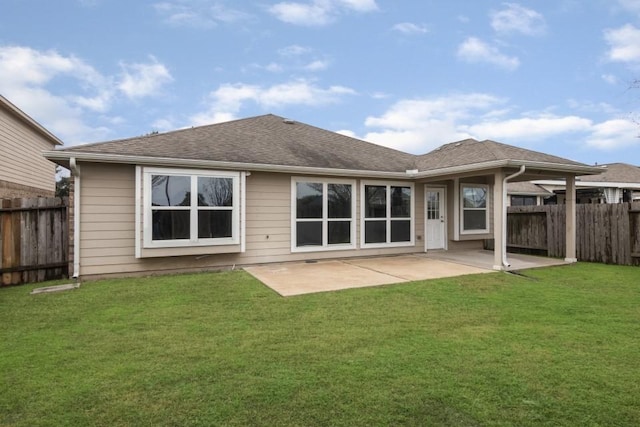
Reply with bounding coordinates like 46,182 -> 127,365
453,178 -> 460,240
135,165 -> 142,259
240,171 -> 246,253
70,158 -> 81,278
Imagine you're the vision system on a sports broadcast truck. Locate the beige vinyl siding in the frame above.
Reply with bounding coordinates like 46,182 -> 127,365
0,105 -> 56,193
78,163 -> 425,279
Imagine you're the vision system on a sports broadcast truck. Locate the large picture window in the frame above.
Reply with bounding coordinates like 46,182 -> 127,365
361,182 -> 414,247
292,178 -> 355,252
143,168 -> 239,248
460,184 -> 489,234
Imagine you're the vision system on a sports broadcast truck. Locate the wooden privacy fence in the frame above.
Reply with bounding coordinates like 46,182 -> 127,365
505,202 -> 640,266
0,197 -> 69,285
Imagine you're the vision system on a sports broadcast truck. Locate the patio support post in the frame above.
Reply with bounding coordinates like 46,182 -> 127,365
565,175 -> 577,262
493,170 -> 505,270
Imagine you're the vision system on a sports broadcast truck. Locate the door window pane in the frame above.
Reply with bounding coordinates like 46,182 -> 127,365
365,186 -> 386,218
427,191 -> 440,220
152,175 -> 190,206
297,182 -> 323,218
152,210 -> 190,240
198,177 -> 233,207
364,221 -> 386,244
328,184 -> 351,218
328,221 -> 350,245
390,186 -> 411,218
198,210 -> 232,238
296,221 -> 322,246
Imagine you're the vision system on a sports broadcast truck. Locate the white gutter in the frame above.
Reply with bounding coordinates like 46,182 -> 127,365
532,179 -> 640,189
502,165 -> 526,268
414,160 -> 603,179
69,157 -> 81,279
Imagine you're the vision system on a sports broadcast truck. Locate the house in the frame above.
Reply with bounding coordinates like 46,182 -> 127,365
43,114 -> 602,280
539,163 -> 640,204
506,181 -> 554,206
0,95 -> 63,198
510,162 -> 640,205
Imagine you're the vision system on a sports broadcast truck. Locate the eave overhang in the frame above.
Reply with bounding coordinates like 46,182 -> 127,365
412,160 -> 604,179
43,151 -> 413,179
44,152 -> 604,181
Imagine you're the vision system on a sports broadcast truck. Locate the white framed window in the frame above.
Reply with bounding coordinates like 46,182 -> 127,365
361,181 -> 414,248
291,178 -> 356,252
460,184 -> 489,234
142,167 -> 240,248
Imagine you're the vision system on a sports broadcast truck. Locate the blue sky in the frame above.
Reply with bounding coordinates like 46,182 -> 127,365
2,0 -> 640,166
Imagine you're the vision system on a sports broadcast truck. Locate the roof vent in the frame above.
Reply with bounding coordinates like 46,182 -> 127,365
283,119 -> 295,124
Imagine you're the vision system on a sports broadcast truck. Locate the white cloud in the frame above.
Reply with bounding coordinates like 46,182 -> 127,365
392,22 -> 428,35
118,57 -> 173,99
0,45 -> 113,143
490,3 -> 546,36
268,0 -> 377,26
601,74 -> 619,85
358,92 -> 635,154
465,115 -> 593,141
304,59 -> 330,71
604,24 -> 640,63
190,79 -> 357,125
154,1 -> 251,29
586,119 -> 639,149
278,45 -> 312,56
361,93 -> 506,152
457,37 -> 520,70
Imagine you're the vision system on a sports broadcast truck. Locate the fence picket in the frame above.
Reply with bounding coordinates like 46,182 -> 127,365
0,197 -> 69,285
505,203 -> 639,266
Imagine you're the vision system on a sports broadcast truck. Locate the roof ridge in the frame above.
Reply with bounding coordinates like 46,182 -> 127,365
58,114 -> 282,150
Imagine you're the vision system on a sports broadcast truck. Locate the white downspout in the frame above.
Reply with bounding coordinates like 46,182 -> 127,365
70,158 -> 81,278
502,165 -> 526,268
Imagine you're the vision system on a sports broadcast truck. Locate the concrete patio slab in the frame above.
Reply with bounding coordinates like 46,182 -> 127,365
245,255 -> 493,296
425,249 -> 570,271
244,260 -> 406,296
345,256 -> 491,281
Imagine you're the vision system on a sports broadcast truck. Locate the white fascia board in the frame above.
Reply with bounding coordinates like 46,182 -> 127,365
413,160 -> 603,179
43,151 -> 411,179
532,179 -> 640,189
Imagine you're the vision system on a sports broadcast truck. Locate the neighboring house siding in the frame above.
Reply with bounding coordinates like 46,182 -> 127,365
0,106 -> 56,197
78,163 -> 425,279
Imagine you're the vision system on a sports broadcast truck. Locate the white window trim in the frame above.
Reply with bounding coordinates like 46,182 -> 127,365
360,180 -> 415,249
460,183 -> 490,235
291,177 -> 357,253
142,167 -> 240,248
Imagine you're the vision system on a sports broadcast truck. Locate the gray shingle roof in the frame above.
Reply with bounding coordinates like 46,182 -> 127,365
578,163 -> 640,183
55,115 -> 594,174
59,114 -> 415,173
416,138 -> 586,171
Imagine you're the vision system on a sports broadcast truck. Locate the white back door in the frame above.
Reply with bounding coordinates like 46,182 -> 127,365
425,187 -> 446,250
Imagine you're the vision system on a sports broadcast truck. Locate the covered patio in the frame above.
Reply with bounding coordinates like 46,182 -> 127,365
244,251 -> 570,296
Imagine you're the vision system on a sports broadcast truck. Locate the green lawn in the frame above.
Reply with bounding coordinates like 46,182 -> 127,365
1,263 -> 639,426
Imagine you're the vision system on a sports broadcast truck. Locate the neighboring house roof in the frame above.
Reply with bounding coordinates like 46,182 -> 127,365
533,163 -> 640,190
0,95 -> 63,146
45,114 -> 602,178
507,181 -> 553,196
578,163 -> 640,184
